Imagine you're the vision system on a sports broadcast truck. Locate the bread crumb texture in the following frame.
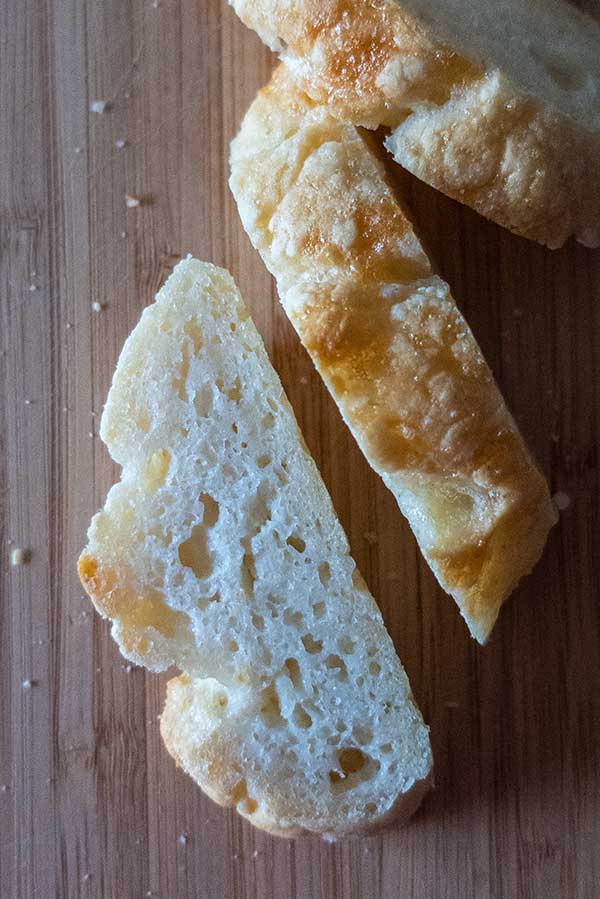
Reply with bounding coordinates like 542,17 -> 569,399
229,68 -> 557,643
230,0 -> 600,247
11,547 -> 31,566
79,258 -> 432,837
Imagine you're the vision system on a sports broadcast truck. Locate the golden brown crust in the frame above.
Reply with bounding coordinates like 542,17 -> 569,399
231,0 -> 600,248
230,67 -> 557,642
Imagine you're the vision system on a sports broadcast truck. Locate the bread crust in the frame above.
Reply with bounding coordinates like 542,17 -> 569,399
230,68 -> 557,643
231,0 -> 600,248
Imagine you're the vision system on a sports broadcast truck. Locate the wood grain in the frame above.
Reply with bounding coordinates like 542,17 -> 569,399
1,1 -> 599,897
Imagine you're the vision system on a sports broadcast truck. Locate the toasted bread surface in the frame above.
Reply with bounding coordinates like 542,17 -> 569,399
231,0 -> 600,247
230,69 -> 557,643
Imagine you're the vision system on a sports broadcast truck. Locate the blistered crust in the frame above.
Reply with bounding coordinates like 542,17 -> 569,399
230,68 -> 557,641
231,0 -> 600,248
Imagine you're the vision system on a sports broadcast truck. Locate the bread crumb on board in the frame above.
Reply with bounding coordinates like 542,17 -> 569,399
92,301 -> 104,313
125,194 -> 141,208
553,491 -> 571,511
11,547 -> 31,566
90,100 -> 108,114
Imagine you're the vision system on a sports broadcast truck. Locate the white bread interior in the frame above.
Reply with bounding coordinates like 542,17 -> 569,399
78,257 -> 432,838
230,68 -> 557,644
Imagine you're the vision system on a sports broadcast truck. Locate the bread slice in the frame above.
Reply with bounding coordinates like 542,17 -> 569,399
230,0 -> 600,248
229,67 -> 557,644
78,257 -> 432,838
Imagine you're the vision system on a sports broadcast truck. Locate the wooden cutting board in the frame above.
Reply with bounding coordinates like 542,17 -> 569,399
2,1 -> 600,897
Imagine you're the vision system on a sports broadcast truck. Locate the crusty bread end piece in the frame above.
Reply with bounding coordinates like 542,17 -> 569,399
230,0 -> 600,248
78,257 -> 432,838
230,68 -> 557,644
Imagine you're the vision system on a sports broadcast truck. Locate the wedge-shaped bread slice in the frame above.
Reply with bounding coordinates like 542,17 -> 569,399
78,257 -> 432,838
230,68 -> 557,644
230,0 -> 600,248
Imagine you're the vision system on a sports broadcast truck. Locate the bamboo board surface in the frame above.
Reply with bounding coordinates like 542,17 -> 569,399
2,1 -> 600,897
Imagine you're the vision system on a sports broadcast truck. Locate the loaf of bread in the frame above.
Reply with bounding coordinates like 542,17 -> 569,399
78,257 -> 432,838
230,68 -> 557,644
230,0 -> 600,248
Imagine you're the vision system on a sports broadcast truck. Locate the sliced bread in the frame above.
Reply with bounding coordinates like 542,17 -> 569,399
78,257 -> 432,838
230,0 -> 600,248
229,68 -> 557,643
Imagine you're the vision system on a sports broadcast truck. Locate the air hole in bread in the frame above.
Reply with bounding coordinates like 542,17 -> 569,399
228,639 -> 239,653
329,748 -> 379,794
312,600 -> 326,619
365,803 -> 377,815
230,322 -> 237,333
356,676 -> 364,687
244,798 -> 258,815
529,46 -> 586,91
251,613 -> 265,631
226,376 -> 242,404
338,636 -> 355,655
200,493 -> 219,528
302,633 -> 323,654
194,384 -> 213,418
369,661 -> 381,676
259,684 -> 285,728
232,422 -> 238,434
326,654 -> 348,682
257,454 -> 271,469
284,657 -> 302,690
329,750 -> 363,782
178,524 -> 212,579
267,397 -> 278,413
143,449 -> 171,491
240,540 -> 256,597
247,486 -> 273,536
197,591 -> 220,611
380,743 -> 393,754
318,562 -> 331,587
352,724 -> 373,746
184,319 -> 203,354
283,608 -> 303,629
261,412 -> 275,429
286,534 -> 306,553
293,703 -> 313,729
